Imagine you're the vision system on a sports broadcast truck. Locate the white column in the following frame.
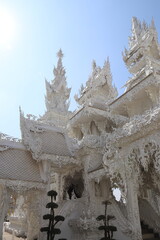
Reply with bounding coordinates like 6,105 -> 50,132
126,178 -> 142,240
26,189 -> 47,240
0,184 -> 8,240
38,189 -> 48,240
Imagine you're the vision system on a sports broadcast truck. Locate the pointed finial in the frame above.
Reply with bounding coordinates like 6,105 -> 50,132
132,17 -> 137,28
57,49 -> 64,59
151,17 -> 156,29
104,56 -> 110,68
132,17 -> 141,36
142,20 -> 148,30
124,47 -> 128,55
92,60 -> 97,71
103,57 -> 113,82
19,106 -> 24,117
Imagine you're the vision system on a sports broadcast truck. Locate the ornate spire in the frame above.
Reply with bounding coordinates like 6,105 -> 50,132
92,60 -> 97,72
130,17 -> 141,44
128,17 -> 150,49
123,17 -> 160,91
57,49 -> 63,58
103,57 -> 113,85
74,58 -> 117,107
151,17 -> 156,29
45,49 -> 71,113
125,17 -> 158,54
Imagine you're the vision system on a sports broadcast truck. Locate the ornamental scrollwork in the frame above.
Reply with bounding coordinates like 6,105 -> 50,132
0,145 -> 10,151
0,179 -> 46,192
126,141 -> 160,195
126,148 -> 141,179
79,135 -> 104,149
143,142 -> 160,175
103,144 -> 125,192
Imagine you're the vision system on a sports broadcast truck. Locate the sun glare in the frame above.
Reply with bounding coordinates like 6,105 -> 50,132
0,7 -> 16,49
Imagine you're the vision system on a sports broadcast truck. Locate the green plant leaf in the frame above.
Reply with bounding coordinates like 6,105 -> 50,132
98,225 -> 117,231
40,227 -> 49,232
54,215 -> 65,222
107,215 -> 116,221
108,225 -> 117,231
46,202 -> 58,209
51,228 -> 61,234
96,215 -> 105,221
47,190 -> 58,197
43,214 -> 54,220
98,226 -> 106,230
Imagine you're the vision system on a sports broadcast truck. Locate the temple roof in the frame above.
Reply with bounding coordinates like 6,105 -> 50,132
20,111 -> 75,160
69,106 -> 111,126
0,140 -> 42,183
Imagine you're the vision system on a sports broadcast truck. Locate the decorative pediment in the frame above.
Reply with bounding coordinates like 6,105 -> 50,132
20,108 -> 77,163
74,59 -> 117,107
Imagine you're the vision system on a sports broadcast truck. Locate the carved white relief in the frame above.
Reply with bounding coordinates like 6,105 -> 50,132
0,179 -> 46,192
103,143 -> 126,194
0,184 -> 9,239
0,145 -> 10,151
79,135 -> 104,149
20,111 -> 43,160
45,49 -> 71,113
1,17 -> 160,240
122,17 -> 160,94
0,132 -> 21,143
74,58 -> 117,107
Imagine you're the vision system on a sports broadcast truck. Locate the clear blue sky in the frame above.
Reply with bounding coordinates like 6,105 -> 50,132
0,0 -> 160,138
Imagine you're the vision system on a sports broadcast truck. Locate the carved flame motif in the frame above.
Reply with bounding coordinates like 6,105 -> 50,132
45,49 -> 71,113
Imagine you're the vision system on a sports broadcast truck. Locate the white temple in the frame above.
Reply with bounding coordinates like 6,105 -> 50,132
0,17 -> 160,240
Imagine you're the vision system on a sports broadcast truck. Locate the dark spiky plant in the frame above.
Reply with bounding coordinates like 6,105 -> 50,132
96,200 -> 117,240
40,190 -> 67,240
